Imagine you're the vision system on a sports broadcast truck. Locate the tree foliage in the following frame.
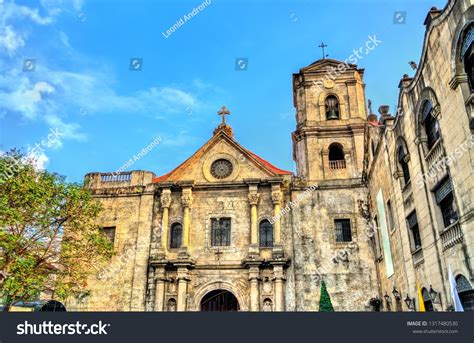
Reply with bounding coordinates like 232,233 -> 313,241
0,150 -> 112,310
319,281 -> 335,312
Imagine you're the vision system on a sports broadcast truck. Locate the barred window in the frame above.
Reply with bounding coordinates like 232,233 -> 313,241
407,211 -> 422,250
170,223 -> 182,249
435,178 -> 458,227
259,220 -> 273,247
421,101 -> 440,150
211,218 -> 231,246
100,173 -> 131,182
335,219 -> 352,242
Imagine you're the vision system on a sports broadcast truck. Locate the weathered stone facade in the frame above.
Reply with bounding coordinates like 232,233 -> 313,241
366,0 -> 474,312
67,0 -> 473,312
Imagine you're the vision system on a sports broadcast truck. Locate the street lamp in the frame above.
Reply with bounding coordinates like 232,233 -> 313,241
392,287 -> 401,301
429,285 -> 441,304
384,292 -> 392,304
404,294 -> 416,311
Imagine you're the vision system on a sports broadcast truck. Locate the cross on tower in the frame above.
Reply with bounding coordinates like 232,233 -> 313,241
318,42 -> 328,59
218,105 -> 231,125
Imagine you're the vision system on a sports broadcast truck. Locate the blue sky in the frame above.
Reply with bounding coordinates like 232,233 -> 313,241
0,0 -> 447,182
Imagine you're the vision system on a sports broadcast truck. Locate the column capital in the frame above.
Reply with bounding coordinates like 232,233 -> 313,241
248,192 -> 260,205
181,194 -> 193,207
161,193 -> 171,208
271,191 -> 282,205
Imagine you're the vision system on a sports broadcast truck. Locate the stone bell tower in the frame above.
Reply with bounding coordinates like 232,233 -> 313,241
291,58 -> 368,182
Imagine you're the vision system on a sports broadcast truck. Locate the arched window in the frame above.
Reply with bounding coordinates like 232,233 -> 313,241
461,24 -> 473,91
325,95 -> 340,120
421,101 -> 440,150
398,147 -> 410,185
259,220 -> 273,247
456,275 -> 474,311
170,223 -> 182,249
421,288 -> 434,311
328,143 -> 346,169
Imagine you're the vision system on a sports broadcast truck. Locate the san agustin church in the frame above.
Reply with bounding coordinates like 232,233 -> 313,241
69,0 -> 474,311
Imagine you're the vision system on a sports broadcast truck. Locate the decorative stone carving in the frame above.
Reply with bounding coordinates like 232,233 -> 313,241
248,193 -> 260,205
181,194 -> 193,207
263,298 -> 273,312
271,192 -> 282,205
160,194 -> 171,208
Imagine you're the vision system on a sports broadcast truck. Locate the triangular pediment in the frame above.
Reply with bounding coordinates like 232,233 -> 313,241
153,129 -> 292,184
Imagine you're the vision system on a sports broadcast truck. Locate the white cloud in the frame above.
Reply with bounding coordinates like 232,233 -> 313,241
25,150 -> 49,170
0,26 -> 24,54
1,2 -> 56,25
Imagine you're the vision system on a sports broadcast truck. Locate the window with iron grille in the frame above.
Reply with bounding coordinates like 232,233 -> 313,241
259,220 -> 273,247
101,226 -> 116,245
407,211 -> 422,250
211,218 -> 231,246
422,101 -> 440,150
335,219 -> 352,242
170,223 -> 182,249
435,178 -> 458,228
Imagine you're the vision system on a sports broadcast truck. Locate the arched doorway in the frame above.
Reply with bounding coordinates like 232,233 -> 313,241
200,289 -> 239,312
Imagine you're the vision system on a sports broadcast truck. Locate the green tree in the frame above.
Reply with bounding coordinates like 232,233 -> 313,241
319,281 -> 334,312
0,150 -> 112,311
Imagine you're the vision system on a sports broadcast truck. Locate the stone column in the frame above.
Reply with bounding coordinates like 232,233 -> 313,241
248,191 -> 259,245
154,266 -> 166,311
176,267 -> 190,311
271,187 -> 282,244
160,189 -> 171,251
181,188 -> 193,248
273,265 -> 285,311
249,265 -> 260,311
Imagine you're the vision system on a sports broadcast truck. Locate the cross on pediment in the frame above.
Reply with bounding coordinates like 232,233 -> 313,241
318,42 -> 328,59
218,106 -> 231,125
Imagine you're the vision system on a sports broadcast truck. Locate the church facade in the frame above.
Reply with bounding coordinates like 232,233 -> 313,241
69,0 -> 473,312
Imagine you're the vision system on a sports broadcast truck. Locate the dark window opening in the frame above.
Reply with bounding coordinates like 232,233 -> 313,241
170,223 -> 182,249
325,95 -> 340,120
259,220 -> 273,247
435,179 -> 458,228
211,218 -> 231,246
101,227 -> 116,244
335,219 -> 352,242
422,288 -> 434,311
407,211 -> 422,250
387,200 -> 395,231
398,147 -> 411,185
421,101 -> 440,150
328,143 -> 346,169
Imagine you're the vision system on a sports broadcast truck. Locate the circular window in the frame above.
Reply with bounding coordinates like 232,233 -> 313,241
210,159 -> 233,179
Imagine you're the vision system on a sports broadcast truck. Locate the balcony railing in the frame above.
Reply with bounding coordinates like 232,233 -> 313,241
329,160 -> 346,170
425,139 -> 444,169
100,173 -> 132,182
440,221 -> 463,251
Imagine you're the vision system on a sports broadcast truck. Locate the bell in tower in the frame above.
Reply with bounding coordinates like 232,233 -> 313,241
325,95 -> 340,120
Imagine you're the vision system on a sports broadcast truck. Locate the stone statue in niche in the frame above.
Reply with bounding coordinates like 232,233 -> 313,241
167,298 -> 177,312
262,298 -> 273,312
